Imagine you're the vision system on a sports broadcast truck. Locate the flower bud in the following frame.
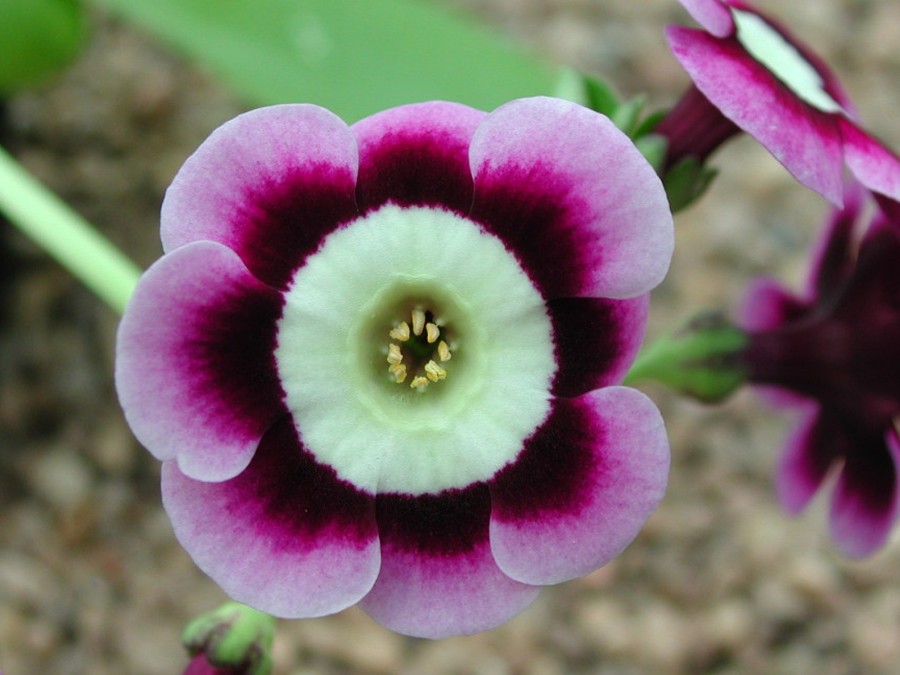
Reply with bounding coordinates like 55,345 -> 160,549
182,602 -> 276,675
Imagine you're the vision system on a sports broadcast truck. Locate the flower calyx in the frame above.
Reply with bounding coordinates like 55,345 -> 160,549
625,311 -> 749,403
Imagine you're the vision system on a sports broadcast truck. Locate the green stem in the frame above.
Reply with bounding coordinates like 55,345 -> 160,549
0,146 -> 141,314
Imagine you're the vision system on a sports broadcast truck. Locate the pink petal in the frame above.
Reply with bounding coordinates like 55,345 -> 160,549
352,101 -> 486,214
548,295 -> 649,398
162,418 -> 380,618
469,97 -> 673,300
359,486 -> 540,638
750,384 -> 810,411
875,194 -> 900,226
116,242 -> 284,482
775,404 -> 840,514
678,0 -> 735,37
804,183 -> 862,300
738,276 -> 810,332
666,26 -> 845,205
161,104 -> 360,290
829,426 -> 900,558
840,118 -> 900,202
489,387 -> 669,585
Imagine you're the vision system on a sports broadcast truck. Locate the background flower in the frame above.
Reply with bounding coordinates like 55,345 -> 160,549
739,189 -> 900,556
116,97 -> 674,637
660,0 -> 900,206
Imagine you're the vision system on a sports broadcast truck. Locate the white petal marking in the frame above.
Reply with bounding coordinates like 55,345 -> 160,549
732,9 -> 843,114
276,205 -> 555,495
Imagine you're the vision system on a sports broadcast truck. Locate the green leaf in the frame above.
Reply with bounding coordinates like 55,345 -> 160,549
86,0 -> 556,122
0,0 -> 87,94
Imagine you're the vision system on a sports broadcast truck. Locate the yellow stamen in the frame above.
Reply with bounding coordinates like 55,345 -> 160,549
424,360 -> 447,382
389,363 -> 407,383
425,322 -> 440,344
411,308 -> 426,336
389,321 -> 410,342
387,343 -> 403,365
384,308 -> 454,391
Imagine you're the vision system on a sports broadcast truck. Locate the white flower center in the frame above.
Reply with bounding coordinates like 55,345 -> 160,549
275,205 -> 555,495
732,9 -> 843,114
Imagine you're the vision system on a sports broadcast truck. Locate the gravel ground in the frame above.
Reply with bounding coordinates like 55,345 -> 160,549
2,1 -> 900,673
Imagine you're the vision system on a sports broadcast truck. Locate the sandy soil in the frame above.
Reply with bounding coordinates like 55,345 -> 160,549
2,1 -> 900,673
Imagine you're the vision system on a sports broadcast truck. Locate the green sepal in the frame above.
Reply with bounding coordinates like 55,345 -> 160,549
0,0 -> 87,94
581,74 -> 621,118
634,134 -> 668,172
661,154 -> 719,213
625,312 -> 749,403
554,70 -> 622,118
563,72 -> 664,143
611,93 -> 647,137
631,108 -> 667,140
182,602 -> 276,675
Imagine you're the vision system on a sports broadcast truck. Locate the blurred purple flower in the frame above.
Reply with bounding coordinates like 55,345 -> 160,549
116,97 -> 673,637
657,0 -> 900,206
740,188 -> 900,556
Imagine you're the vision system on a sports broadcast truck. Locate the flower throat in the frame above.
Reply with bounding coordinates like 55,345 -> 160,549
386,306 -> 453,391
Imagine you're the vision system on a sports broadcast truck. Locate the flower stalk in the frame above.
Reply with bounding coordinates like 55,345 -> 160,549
654,85 -> 741,171
0,145 -> 141,314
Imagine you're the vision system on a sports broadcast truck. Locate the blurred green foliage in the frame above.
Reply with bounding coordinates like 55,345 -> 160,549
0,0 -> 87,94
87,0 -> 556,121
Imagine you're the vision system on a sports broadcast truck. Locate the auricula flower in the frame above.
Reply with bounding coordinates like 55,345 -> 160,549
740,189 -> 900,557
116,97 -> 674,638
657,0 -> 900,206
